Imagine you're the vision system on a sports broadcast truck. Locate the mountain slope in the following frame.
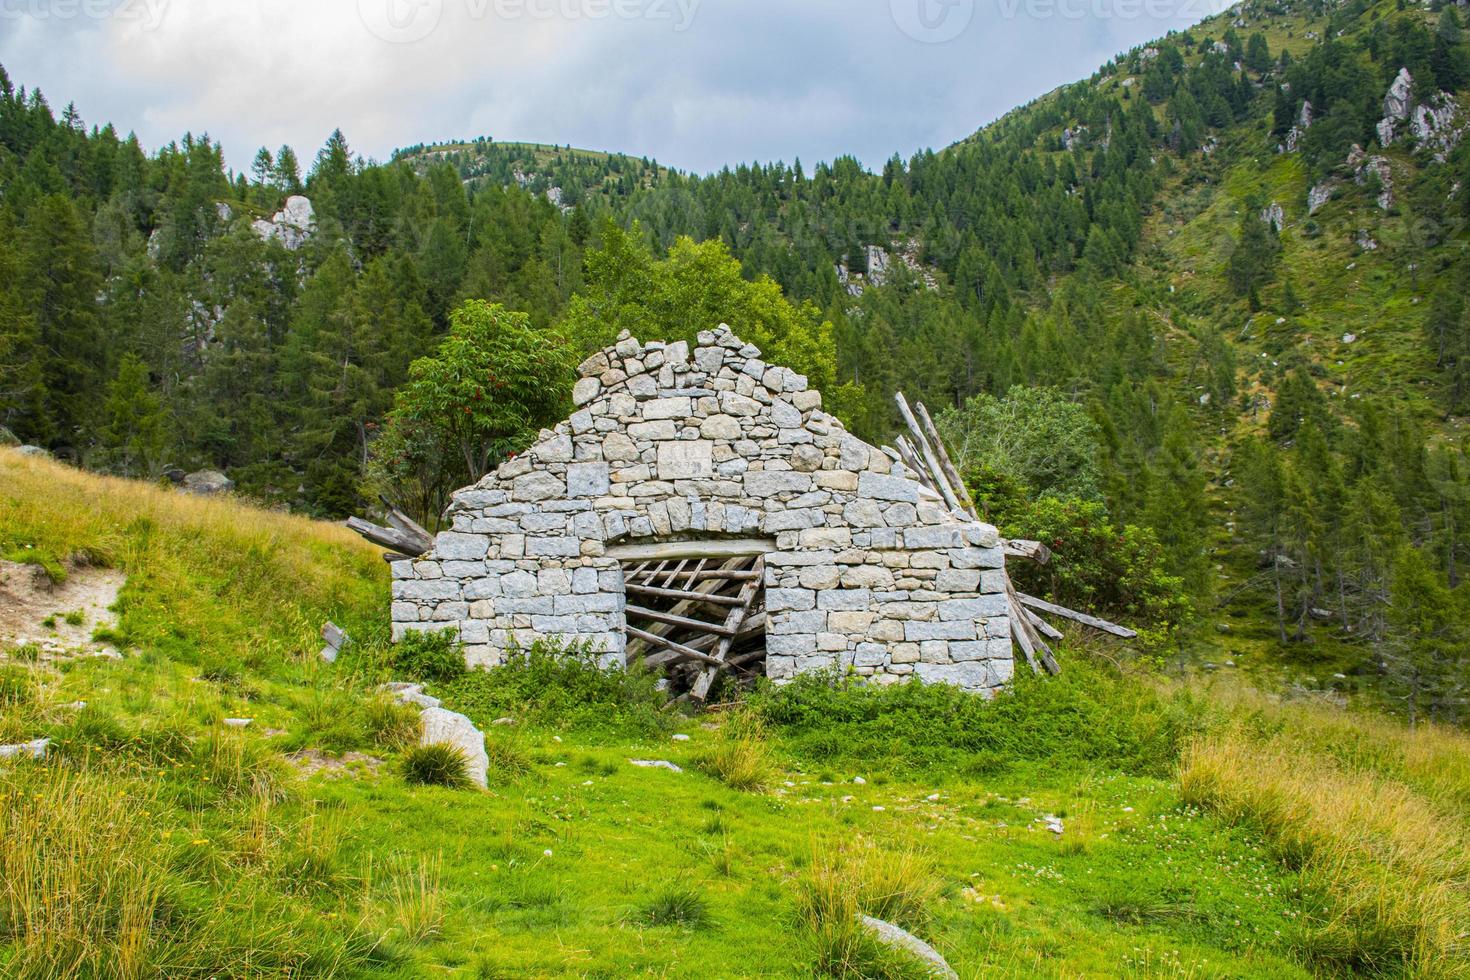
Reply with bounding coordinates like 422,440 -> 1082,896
4,448 -> 1470,977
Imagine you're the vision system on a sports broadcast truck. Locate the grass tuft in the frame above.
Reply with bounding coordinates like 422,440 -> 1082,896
402,743 -> 473,789
1179,731 -> 1470,975
638,886 -> 712,929
796,837 -> 943,979
698,708 -> 775,791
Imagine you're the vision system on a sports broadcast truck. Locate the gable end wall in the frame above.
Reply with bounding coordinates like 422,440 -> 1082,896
390,325 -> 1013,693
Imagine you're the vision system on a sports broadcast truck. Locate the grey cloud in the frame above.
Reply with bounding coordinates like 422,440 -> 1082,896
0,0 -> 1230,175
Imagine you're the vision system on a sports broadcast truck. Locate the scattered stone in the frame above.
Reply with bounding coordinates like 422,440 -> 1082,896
320,621 -> 348,663
222,718 -> 253,728
491,717 -> 516,726
1342,333 -> 1358,344
381,682 -> 441,710
183,470 -> 234,496
1260,201 -> 1285,231
287,749 -> 385,778
1307,181 -> 1334,215
630,759 -> 683,772
858,915 -> 958,980
1044,815 -> 1064,834
852,775 -> 867,785
0,738 -> 50,761
671,733 -> 691,741
420,707 -> 489,788
15,445 -> 50,458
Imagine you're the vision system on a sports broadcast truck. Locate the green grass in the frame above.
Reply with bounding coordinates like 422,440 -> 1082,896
3,449 -> 1468,977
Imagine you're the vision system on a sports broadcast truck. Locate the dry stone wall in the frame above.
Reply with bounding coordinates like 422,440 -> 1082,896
391,325 -> 1013,692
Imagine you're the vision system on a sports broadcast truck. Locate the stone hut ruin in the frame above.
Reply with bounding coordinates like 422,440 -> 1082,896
384,325 -> 1015,697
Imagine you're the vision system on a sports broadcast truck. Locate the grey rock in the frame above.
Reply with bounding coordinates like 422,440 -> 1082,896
0,738 -> 50,761
858,916 -> 958,980
183,470 -> 234,495
420,707 -> 488,788
630,759 -> 683,772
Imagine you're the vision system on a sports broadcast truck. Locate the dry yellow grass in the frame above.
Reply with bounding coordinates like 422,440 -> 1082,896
796,836 -> 943,978
0,449 -> 385,663
1179,730 -> 1470,976
698,707 -> 776,791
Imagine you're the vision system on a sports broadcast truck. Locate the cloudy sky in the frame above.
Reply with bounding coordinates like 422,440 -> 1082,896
1,0 -> 1231,175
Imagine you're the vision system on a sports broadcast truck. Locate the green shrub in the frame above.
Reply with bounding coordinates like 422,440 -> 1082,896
797,837 -> 943,979
402,743 -> 472,788
436,638 -> 667,739
394,630 -> 467,683
749,660 -> 1201,777
998,497 -> 1191,647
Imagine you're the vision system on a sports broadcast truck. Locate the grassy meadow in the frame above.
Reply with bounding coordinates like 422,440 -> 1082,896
2,448 -> 1468,978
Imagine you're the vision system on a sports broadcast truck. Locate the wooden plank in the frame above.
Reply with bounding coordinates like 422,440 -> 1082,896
895,392 -> 964,514
346,517 -> 431,557
626,582 -> 745,606
1003,539 -> 1053,565
625,604 -> 736,636
914,400 -> 978,519
1023,607 -> 1064,642
661,559 -> 689,589
690,556 -> 765,701
630,567 -> 762,583
1016,593 -> 1137,639
629,626 -> 724,667
378,496 -> 435,553
620,557 -> 753,662
892,436 -> 932,491
607,538 -> 774,562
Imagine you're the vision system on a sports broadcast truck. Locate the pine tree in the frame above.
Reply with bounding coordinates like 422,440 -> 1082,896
100,353 -> 170,476
19,195 -> 104,448
1380,545 -> 1469,725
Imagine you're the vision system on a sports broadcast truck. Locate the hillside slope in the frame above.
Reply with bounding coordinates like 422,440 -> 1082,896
3,0 -> 1470,714
3,451 -> 1470,977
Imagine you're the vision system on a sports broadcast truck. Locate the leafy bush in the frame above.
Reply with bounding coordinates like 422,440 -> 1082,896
750,661 -> 1201,777
435,638 -> 668,739
698,708 -> 775,791
394,629 -> 467,683
402,743 -> 472,788
998,496 -> 1191,646
638,886 -> 713,929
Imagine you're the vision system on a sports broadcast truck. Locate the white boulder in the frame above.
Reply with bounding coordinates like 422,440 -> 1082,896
420,707 -> 488,788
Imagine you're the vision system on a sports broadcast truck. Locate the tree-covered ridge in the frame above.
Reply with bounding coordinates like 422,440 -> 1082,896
394,138 -> 670,207
1,0 -> 1469,717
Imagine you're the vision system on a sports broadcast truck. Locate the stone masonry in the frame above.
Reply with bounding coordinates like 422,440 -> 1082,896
390,325 -> 1013,693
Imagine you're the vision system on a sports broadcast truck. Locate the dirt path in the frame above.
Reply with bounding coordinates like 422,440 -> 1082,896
0,559 -> 125,660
